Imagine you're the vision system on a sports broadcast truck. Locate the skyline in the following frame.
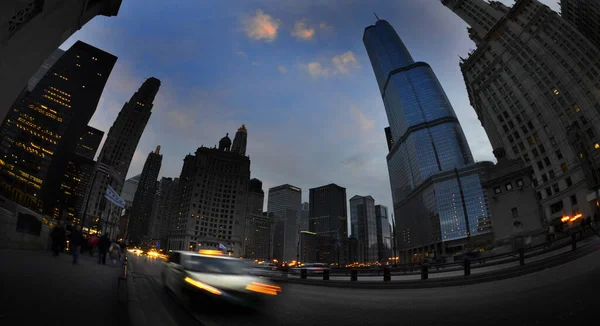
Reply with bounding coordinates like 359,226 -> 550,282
56,0 -> 561,213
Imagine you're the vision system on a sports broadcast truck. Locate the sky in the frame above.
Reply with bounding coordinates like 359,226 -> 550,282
59,0 -> 560,217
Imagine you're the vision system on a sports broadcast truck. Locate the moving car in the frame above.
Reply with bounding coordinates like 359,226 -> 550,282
161,250 -> 282,309
290,263 -> 330,275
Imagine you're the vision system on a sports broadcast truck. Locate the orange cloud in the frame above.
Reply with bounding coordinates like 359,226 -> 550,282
244,10 -> 280,42
291,20 -> 315,40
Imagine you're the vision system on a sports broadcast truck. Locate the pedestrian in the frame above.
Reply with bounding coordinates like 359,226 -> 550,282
98,233 -> 110,265
70,225 -> 84,264
109,239 -> 121,265
50,221 -> 66,257
89,234 -> 99,256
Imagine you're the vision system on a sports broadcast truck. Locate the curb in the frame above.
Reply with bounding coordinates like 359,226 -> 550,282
276,241 -> 599,289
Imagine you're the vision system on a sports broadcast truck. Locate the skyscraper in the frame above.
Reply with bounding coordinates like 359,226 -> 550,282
83,77 -> 161,227
57,125 -> 104,223
28,49 -> 65,91
231,124 -> 248,156
363,19 -> 491,260
443,0 -> 600,226
375,205 -> 391,262
309,183 -> 348,265
560,0 -> 600,50
160,177 -> 180,250
268,184 -> 301,260
349,195 -> 377,263
169,131 -> 251,256
244,178 -> 272,260
149,177 -> 174,246
0,41 -> 116,213
121,174 -> 141,209
0,0 -> 122,122
128,146 -> 163,245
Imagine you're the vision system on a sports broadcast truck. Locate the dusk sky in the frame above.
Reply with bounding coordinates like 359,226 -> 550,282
59,0 -> 560,216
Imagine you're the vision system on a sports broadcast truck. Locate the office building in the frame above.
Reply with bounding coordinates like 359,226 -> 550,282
375,204 -> 392,262
272,208 -> 299,262
83,77 -> 161,227
159,177 -> 181,250
147,177 -> 176,248
560,0 -> 600,50
0,0 -> 122,123
444,0 -> 600,225
347,235 -> 359,264
121,174 -> 141,209
128,146 -> 163,245
169,129 -> 251,256
231,124 -> 248,156
0,41 -> 116,213
28,49 -> 65,91
309,183 -> 348,265
56,125 -> 104,223
267,184 -> 302,221
244,178 -> 270,259
299,231 -> 317,263
267,184 -> 301,260
363,18 -> 491,260
349,195 -> 377,263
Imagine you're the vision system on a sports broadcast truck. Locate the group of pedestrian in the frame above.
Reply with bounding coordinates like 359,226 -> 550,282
50,222 -> 126,266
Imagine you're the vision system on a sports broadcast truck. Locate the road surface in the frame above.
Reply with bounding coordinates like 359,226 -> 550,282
129,248 -> 600,326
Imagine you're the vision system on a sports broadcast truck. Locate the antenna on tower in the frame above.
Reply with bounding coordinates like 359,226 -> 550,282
374,12 -> 380,21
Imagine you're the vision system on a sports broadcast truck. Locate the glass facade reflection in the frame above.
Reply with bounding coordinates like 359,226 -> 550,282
363,20 -> 491,253
350,195 -> 378,263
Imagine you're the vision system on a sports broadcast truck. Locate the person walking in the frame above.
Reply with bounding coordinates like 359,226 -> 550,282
70,225 -> 84,264
50,221 -> 66,257
98,234 -> 110,265
89,234 -> 99,256
109,240 -> 121,265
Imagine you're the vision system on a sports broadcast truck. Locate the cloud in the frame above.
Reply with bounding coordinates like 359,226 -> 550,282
277,65 -> 288,73
319,22 -> 333,31
302,51 -> 359,77
237,51 -> 247,57
244,10 -> 280,42
350,106 -> 375,132
332,51 -> 359,74
291,20 -> 315,40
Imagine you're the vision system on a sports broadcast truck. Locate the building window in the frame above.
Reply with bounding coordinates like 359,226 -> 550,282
516,179 -> 524,187
570,194 -> 578,206
561,163 -> 568,173
573,104 -> 581,113
532,148 -> 539,157
505,183 -> 513,191
565,177 -> 572,187
552,183 -> 560,193
550,200 -> 564,214
511,207 -> 519,218
537,161 -> 544,170
549,170 -> 555,179
544,157 -> 551,166
536,192 -> 542,200
545,188 -> 552,197
556,150 -> 563,159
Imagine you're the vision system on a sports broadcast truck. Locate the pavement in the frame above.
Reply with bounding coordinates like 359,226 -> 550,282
0,249 -> 128,326
126,245 -> 600,326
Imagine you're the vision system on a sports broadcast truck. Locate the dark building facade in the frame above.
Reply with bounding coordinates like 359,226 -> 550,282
0,0 -> 122,123
384,127 -> 394,151
128,146 -> 163,245
231,124 -> 248,156
244,178 -> 270,259
0,41 -> 116,213
74,125 -> 103,160
309,183 -> 348,265
363,19 -> 491,260
299,230 -> 317,263
561,0 -> 600,51
84,77 -> 161,227
375,204 -> 392,262
169,129 -> 251,256
350,195 -> 377,263
160,177 -> 181,250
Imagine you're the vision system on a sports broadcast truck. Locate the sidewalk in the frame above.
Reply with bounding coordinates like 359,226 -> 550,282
0,249 -> 128,326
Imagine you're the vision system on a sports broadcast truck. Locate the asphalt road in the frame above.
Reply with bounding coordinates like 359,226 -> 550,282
129,249 -> 600,326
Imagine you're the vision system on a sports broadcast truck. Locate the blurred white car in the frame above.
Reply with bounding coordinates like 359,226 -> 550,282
161,250 -> 282,309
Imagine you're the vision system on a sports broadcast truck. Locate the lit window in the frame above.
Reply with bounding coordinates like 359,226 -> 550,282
595,143 -> 600,149
505,183 -> 513,191
573,104 -> 581,112
553,88 -> 560,95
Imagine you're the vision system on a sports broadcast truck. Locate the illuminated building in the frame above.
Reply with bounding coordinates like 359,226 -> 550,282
28,49 -> 65,92
83,77 -> 161,228
56,125 -> 104,223
128,146 -> 163,245
443,0 -> 600,225
309,183 -> 348,265
169,129 -> 251,257
0,41 -> 116,213
363,18 -> 491,260
349,195 -> 377,263
560,0 -> 600,51
0,0 -> 122,123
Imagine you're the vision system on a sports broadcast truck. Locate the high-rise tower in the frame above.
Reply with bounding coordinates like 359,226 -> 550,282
309,183 -> 348,265
0,41 -> 116,213
560,0 -> 600,51
83,77 -> 161,227
349,195 -> 377,263
363,19 -> 491,260
443,0 -> 600,226
231,124 -> 248,156
0,0 -> 122,123
128,146 -> 163,245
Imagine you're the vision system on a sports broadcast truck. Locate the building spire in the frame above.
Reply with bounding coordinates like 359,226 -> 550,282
374,12 -> 380,21
154,145 -> 161,154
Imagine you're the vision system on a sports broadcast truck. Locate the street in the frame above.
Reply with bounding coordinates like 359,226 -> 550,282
129,248 -> 600,326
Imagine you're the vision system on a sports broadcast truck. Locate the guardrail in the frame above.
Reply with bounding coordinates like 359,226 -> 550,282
291,227 -> 598,282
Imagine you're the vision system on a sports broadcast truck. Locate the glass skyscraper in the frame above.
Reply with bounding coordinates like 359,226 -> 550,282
363,19 -> 491,260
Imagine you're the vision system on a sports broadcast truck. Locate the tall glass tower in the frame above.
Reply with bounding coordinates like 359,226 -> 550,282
363,19 -> 492,260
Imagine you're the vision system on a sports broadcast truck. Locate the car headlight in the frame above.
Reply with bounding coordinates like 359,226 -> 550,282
184,277 -> 222,296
